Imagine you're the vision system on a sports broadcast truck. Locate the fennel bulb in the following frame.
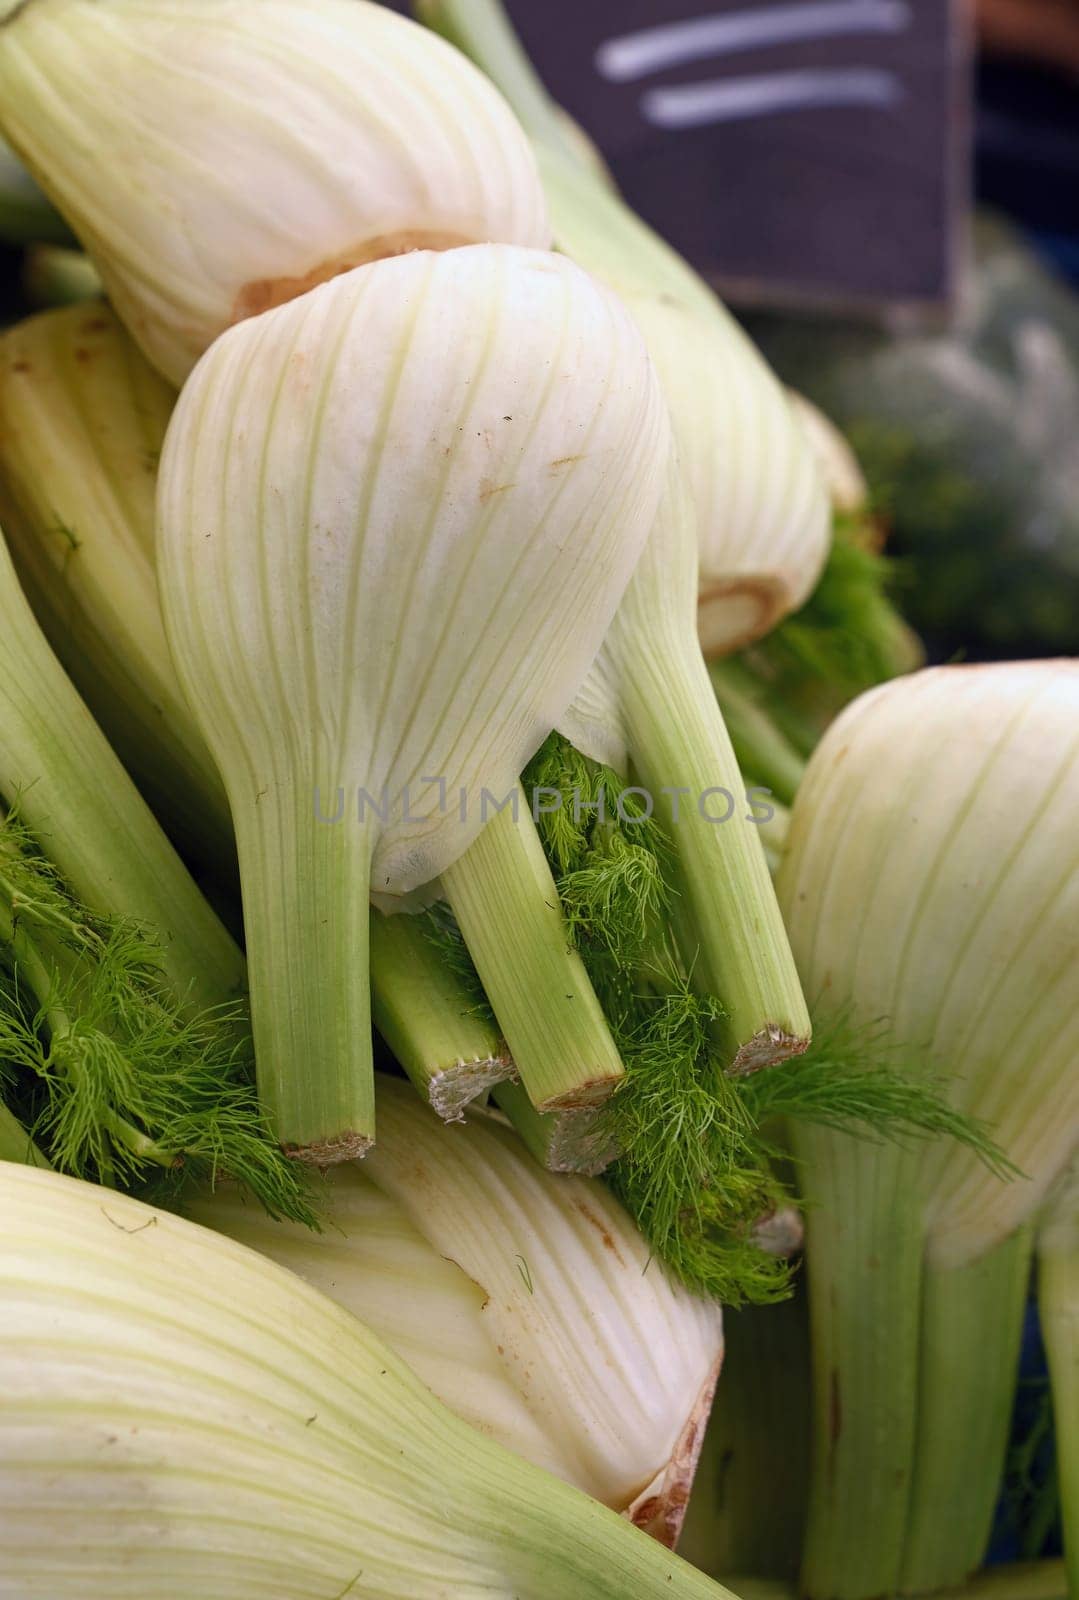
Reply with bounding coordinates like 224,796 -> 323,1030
156,245 -> 669,1160
414,0 -> 830,660
0,1160 -> 736,1599
787,392 -> 870,521
186,1074 -> 724,1547
0,0 -> 550,385
0,300 -> 508,1117
776,661 -> 1079,1599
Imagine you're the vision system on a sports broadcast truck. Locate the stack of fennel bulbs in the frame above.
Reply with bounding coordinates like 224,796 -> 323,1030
0,0 -> 683,1158
0,0 -> 1009,1256
775,662 -> 1079,1600
0,1157 -> 739,1600
0,7 -> 1048,1592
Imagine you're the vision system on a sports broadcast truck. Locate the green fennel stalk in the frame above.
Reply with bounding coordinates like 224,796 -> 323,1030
1038,1157 -> 1079,1599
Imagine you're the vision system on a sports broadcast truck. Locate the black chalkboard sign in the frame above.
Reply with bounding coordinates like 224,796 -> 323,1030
388,0 -> 970,309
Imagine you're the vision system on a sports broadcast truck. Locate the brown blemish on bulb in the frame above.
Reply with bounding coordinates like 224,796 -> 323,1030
478,480 -> 516,503
231,231 -> 473,324
627,1358 -> 722,1548
550,454 -> 586,471
11,360 -> 31,374
572,1198 -> 627,1268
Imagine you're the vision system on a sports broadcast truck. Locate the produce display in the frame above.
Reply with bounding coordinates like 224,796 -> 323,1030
0,2 -> 1073,1597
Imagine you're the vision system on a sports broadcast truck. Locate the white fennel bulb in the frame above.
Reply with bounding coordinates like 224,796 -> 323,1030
187,1075 -> 724,1547
0,0 -> 550,384
776,660 -> 1079,1599
156,244 -> 669,1161
0,1160 -> 736,1600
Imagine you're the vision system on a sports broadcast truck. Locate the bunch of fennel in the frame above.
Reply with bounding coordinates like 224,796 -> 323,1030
0,2 -> 678,1146
186,1072 -> 724,1549
156,244 -> 669,1160
0,1158 -> 744,1599
0,299 -> 513,1117
776,661 -> 1079,1599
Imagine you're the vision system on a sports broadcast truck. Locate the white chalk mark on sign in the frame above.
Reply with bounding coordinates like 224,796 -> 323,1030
596,1 -> 912,82
643,66 -> 905,127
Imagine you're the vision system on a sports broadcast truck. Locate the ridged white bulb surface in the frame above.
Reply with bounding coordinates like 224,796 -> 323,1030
778,662 -> 1079,1265
538,147 -> 830,658
188,1077 -> 724,1546
0,0 -> 550,383
0,1162 -> 731,1599
156,243 -> 669,901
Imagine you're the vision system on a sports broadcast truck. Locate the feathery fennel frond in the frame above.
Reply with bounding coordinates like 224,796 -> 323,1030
741,1010 -> 1018,1181
601,979 -> 791,1306
0,806 -> 314,1223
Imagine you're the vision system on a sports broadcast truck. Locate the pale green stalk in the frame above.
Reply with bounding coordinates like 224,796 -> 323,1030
369,907 -> 510,1118
0,1102 -> 50,1167
0,531 -> 242,1012
442,793 -> 626,1112
793,1131 -> 926,1599
21,244 -> 101,306
1038,1157 -> 1079,1599
708,659 -> 808,808
563,473 -> 810,1072
491,1078 -> 618,1176
679,1291 -> 810,1583
901,1227 -> 1034,1593
0,302 -> 233,866
417,0 -> 584,166
620,633 -> 808,1067
1,1161 -> 736,1599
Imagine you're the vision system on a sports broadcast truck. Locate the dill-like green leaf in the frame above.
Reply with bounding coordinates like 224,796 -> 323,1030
741,1010 -> 1018,1181
600,978 -> 792,1306
0,807 -> 315,1224
413,901 -> 495,1022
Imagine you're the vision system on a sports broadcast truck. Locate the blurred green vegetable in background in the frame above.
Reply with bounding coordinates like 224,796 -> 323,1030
750,216 -> 1079,659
